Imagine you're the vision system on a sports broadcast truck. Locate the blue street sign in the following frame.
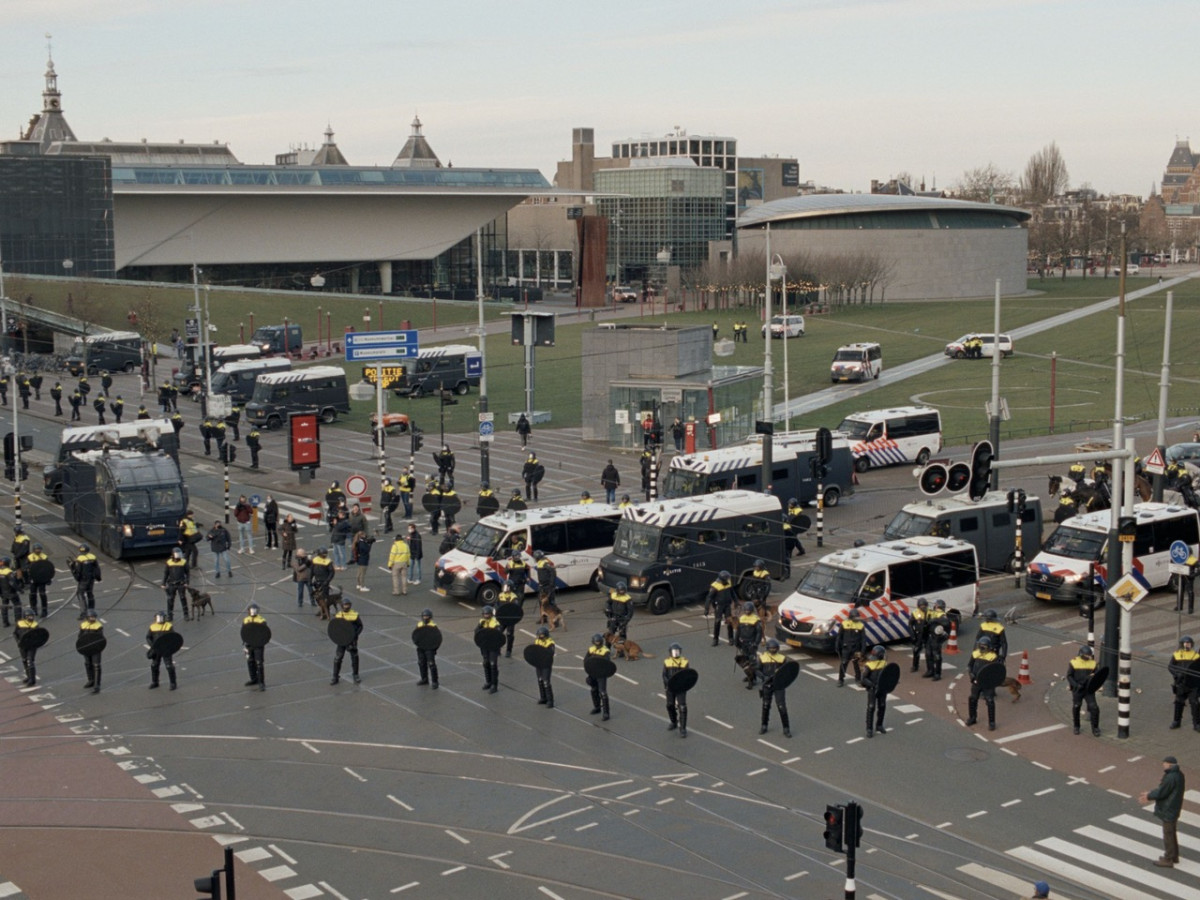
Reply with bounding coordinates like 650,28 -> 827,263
345,330 -> 420,362
249,493 -> 262,507
479,421 -> 494,436
1170,540 -> 1191,564
466,355 -> 483,378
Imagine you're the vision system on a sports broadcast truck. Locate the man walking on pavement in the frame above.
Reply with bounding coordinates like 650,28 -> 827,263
600,459 -> 620,505
1139,756 -> 1185,868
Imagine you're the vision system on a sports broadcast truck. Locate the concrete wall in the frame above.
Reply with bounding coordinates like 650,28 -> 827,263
580,325 -> 712,441
738,226 -> 1028,300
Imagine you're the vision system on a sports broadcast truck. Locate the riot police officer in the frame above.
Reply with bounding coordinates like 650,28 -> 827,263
245,427 -> 262,469
835,608 -> 866,686
162,546 -> 190,621
414,608 -> 440,689
243,603 -> 268,690
331,599 -> 363,685
79,608 -> 104,693
1067,644 -> 1100,736
705,571 -> 736,647
532,625 -> 555,708
146,612 -> 177,690
979,608 -> 1008,663
586,633 -> 613,720
476,605 -> 502,693
909,598 -> 930,673
861,645 -> 890,737
663,643 -> 691,736
1169,635 -> 1200,731
605,581 -> 633,641
756,639 -> 791,737
967,635 -> 1000,730
735,601 -> 764,685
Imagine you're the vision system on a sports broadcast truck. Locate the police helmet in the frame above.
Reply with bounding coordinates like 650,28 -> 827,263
847,608 -> 860,619
984,609 -> 997,621
480,480 -> 488,489
528,453 -> 535,461
743,601 -> 755,613
616,581 -> 627,592
1182,635 -> 1194,646
155,611 -> 166,622
621,493 -> 631,502
0,557 -> 9,567
934,599 -> 947,610
977,636 -> 994,650
754,558 -> 765,568
421,608 -> 433,620
85,608 -> 97,619
32,543 -> 41,552
510,549 -> 522,559
871,645 -> 885,659
669,643 -> 683,657
533,550 -> 545,559
917,598 -> 929,609
341,599 -> 352,610
592,633 -> 604,647
788,497 -> 799,507
317,547 -> 327,556
331,481 -> 340,489
502,579 -> 513,590
536,625 -> 550,638
766,638 -> 780,652
13,524 -> 22,534
25,607 -> 37,620
248,603 -> 259,615
482,605 -> 494,617
581,490 -> 590,499
443,445 -> 450,452
719,570 -> 731,580
78,544 -> 88,553
1079,645 -> 1094,658
172,547 -> 183,557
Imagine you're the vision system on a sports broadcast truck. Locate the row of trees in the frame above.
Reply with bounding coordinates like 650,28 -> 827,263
684,249 -> 896,310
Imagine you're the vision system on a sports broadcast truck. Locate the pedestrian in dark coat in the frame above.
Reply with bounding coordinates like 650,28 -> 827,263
515,413 -> 532,448
600,460 -> 621,505
1139,756 -> 1185,867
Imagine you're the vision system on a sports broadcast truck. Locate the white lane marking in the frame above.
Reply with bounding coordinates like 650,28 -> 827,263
489,852 -> 512,869
508,795 -> 593,835
966,810 -> 987,819
656,798 -> 674,806
671,619 -> 693,629
343,767 -> 367,782
758,739 -> 786,753
747,768 -> 768,777
1031,761 -> 1052,770
784,871 -> 808,881
1035,788 -> 1055,796
222,812 -> 245,831
705,716 -> 733,729
616,788 -> 651,800
390,883 -> 420,894
993,723 -> 1068,744
622,809 -> 639,817
300,741 -> 320,754
1107,789 -> 1132,799
285,885 -> 323,899
269,844 -> 297,864
574,822 -> 597,832
441,867 -> 466,876
236,847 -> 272,863
1001,799 -> 1021,808
191,816 -> 226,829
116,628 -> 130,636
614,672 -> 637,685
388,794 -> 414,811
782,757 -> 801,765
893,703 -> 922,713
815,746 -> 833,754
259,865 -> 297,882
538,887 -> 568,900
1098,765 -> 1116,773
905,717 -> 923,725
444,830 -> 469,844
1008,843 -> 1169,900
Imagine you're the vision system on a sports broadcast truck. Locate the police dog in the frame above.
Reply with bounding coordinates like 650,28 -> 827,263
1000,676 -> 1022,702
538,590 -> 565,631
187,587 -> 214,619
604,631 -> 651,661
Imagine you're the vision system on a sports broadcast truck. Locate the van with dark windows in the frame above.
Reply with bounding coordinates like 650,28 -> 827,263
174,344 -> 266,396
597,491 -> 787,615
391,344 -> 482,398
44,419 -> 178,503
66,331 -> 144,376
837,406 -> 943,473
884,490 -> 1044,574
209,357 -> 292,405
250,324 -> 303,356
245,366 -> 350,429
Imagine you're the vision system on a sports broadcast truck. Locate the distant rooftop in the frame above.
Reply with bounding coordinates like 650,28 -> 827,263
109,165 -> 550,191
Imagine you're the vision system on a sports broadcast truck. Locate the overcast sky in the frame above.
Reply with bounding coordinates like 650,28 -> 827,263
2,0 -> 1188,197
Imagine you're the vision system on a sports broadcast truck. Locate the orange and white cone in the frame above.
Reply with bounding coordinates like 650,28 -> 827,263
944,620 -> 960,655
1017,649 -> 1033,685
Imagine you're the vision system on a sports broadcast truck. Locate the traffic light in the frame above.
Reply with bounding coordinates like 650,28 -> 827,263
411,426 -> 424,454
823,803 -> 845,853
968,440 -> 994,501
3,432 -> 30,463
4,462 -> 29,482
815,427 -> 833,464
1007,488 -> 1027,516
195,869 -> 222,899
918,463 -> 947,496
946,462 -> 970,493
847,801 -> 864,848
755,420 -> 774,436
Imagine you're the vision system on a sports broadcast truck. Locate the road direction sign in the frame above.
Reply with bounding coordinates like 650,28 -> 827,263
345,330 -> 419,362
1143,446 -> 1167,476
466,355 -> 483,378
1108,571 -> 1148,612
344,474 -> 368,497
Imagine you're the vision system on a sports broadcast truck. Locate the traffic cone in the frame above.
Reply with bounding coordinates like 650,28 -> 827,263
1017,650 -> 1033,685
944,620 -> 960,655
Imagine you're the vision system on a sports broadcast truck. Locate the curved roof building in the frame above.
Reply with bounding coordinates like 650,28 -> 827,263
738,194 -> 1031,300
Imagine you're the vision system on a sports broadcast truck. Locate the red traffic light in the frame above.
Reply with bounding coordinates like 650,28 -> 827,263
946,462 -> 971,493
918,463 -> 948,496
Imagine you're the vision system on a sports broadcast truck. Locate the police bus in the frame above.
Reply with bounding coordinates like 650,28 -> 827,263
44,419 -> 178,503
661,429 -> 855,507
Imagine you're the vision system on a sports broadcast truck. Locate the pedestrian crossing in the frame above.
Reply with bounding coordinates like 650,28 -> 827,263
1012,595 -> 1194,656
956,790 -> 1200,900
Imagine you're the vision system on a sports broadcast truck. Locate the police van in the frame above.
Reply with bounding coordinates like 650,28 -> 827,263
392,344 -> 482,398
245,366 -> 350,429
597,491 -> 787,615
837,406 -> 943,473
884,490 -> 1044,574
174,343 -> 266,395
66,331 -> 144,376
44,419 -> 178,503
209,357 -> 292,405
830,342 -> 882,383
662,429 -> 855,507
775,536 -> 978,652
433,503 -> 623,607
1025,502 -> 1200,603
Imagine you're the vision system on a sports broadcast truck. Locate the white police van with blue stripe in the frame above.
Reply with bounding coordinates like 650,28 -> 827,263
775,536 -> 978,652
837,406 -> 942,474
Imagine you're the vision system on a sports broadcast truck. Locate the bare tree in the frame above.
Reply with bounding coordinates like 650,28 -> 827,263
1020,142 -> 1069,205
954,164 -> 1017,203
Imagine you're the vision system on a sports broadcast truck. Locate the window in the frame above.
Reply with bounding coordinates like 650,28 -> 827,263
567,516 -> 619,552
888,561 -> 923,598
530,522 -> 568,555
1154,515 -> 1199,550
958,515 -> 980,534
991,511 -> 1012,529
742,519 -> 770,535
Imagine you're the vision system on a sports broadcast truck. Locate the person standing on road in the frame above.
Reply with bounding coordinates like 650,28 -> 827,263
705,571 -> 736,647
861,645 -> 890,738
639,450 -> 653,501
414,608 -> 440,688
834,608 -> 866,687
26,543 -> 53,618
398,467 -> 415,519
924,600 -> 950,681
671,418 -> 685,452
381,477 -> 399,532
292,548 -> 313,609
1139,756 -> 1185,868
406,523 -> 423,585
908,598 -> 930,673
50,380 -> 63,416
600,459 -> 621,505
435,445 -> 456,489
1067,644 -> 1101,736
523,452 -> 541,501
242,603 -> 267,691
331,509 -> 351,569
330,599 -> 363,685
507,489 -> 527,511
783,498 -> 807,558
734,602 -> 764,685
146,611 -> 177,690
662,642 -> 691,736
1169,635 -> 1200,731
162,547 -> 191,621
438,524 -> 461,556
14,607 -> 42,686
200,417 -> 213,456
532,624 -> 555,707
755,638 -> 791,737
234,495 -> 254,554
515,413 -> 532,448
586,633 -> 613,720
280,513 -> 298,570
476,605 -> 503,693
353,531 -> 375,592
0,558 -> 20,628
68,388 -> 82,421
605,581 -> 634,642
245,427 -> 262,469
79,609 -> 104,693
311,548 -> 335,618
388,533 -> 410,596
967,635 -> 1000,731
979,609 -> 1008,663
206,521 -> 233,579
70,543 -> 101,618
263,495 -> 278,550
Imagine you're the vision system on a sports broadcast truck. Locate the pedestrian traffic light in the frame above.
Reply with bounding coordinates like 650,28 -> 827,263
823,803 -> 845,853
918,462 -> 948,496
815,427 -> 833,465
411,426 -> 424,454
968,440 -> 994,501
1006,488 -> 1027,516
847,801 -> 864,848
946,462 -> 971,493
194,869 -> 222,899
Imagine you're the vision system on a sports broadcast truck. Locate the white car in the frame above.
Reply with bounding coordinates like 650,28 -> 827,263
611,285 -> 639,303
944,333 -> 1014,359
761,314 -> 805,339
1119,263 -> 1140,275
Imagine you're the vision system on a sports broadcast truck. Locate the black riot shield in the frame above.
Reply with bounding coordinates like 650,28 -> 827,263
17,626 -> 50,653
666,667 -> 699,694
974,661 -> 1007,691
766,659 -> 800,692
1184,659 -> 1200,692
496,601 -> 524,629
28,558 -> 55,585
412,625 -> 443,652
440,492 -> 463,518
1084,665 -> 1110,695
531,464 -> 545,485
151,630 -> 184,657
240,621 -> 272,649
328,617 -> 358,648
584,654 -> 617,680
873,661 -> 901,697
421,491 -> 442,514
474,627 -> 506,653
523,643 -> 555,669
75,629 -> 107,656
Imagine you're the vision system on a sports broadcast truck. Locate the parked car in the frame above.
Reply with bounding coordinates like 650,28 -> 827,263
370,412 -> 411,433
762,314 -> 806,339
944,333 -> 1014,359
612,285 -> 639,303
1117,263 -> 1140,275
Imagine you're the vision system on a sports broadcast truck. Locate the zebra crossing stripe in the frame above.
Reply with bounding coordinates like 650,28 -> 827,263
956,863 -> 1082,900
1006,845 -> 1164,900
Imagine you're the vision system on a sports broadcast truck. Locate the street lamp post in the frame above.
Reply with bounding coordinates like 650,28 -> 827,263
771,254 -> 788,430
762,225 -> 774,423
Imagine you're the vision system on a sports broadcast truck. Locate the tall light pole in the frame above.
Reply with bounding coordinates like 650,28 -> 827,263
762,224 -> 774,422
1,252 -> 23,526
771,254 -> 788,429
1102,223 -> 1128,702
476,228 -> 490,485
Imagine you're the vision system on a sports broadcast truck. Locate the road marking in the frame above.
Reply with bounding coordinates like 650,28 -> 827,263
318,884 -> 351,900
758,739 -> 786,753
893,703 -> 922,713
905,718 -> 923,725
617,788 -> 651,800
993,723 -> 1068,744
815,746 -> 833,754
783,757 -> 801,765
284,885 -> 323,899
300,741 -> 320,754
846,737 -> 866,745
222,813 -> 245,831
388,794 -> 413,811
622,809 -> 639,816
390,883 -> 420,894
259,865 -> 297,882
656,798 -> 674,805
1067,776 -> 1089,785
116,628 -> 130,637
1032,761 -> 1052,770
1009,842 -> 1167,900
1001,799 -> 1022,808
343,767 -> 367,782
574,822 -> 597,832
1106,789 -> 1132,799
440,867 -> 465,876
1000,748 -> 1018,757
444,830 -> 469,844
966,810 -> 987,819
720,892 -> 748,899
269,845 -> 297,864
191,815 -> 225,829
705,716 -> 733,729
784,871 -> 808,881
1034,788 -> 1055,796
236,847 -> 273,863
747,768 -> 768,777
1098,765 -> 1116,773
935,821 -> 953,829
539,888 -> 568,900
489,852 -> 512,869
614,672 -> 637,684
